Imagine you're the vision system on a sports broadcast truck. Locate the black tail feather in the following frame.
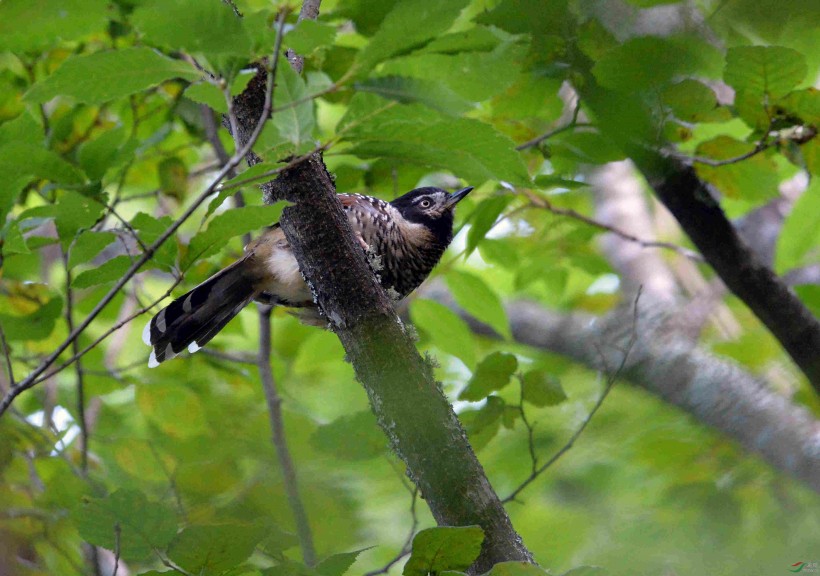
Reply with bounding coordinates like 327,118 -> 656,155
144,260 -> 259,366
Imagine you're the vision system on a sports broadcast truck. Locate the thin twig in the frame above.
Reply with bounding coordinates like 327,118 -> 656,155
112,523 -> 121,576
154,549 -> 195,576
257,304 -> 317,566
677,140 -> 774,167
200,348 -> 257,365
0,26 -> 295,418
364,487 -> 419,576
62,251 -> 90,474
523,190 -> 704,262
670,124 -> 816,167
0,322 -> 15,390
26,276 -> 183,388
516,99 -> 584,151
517,377 -> 538,475
223,0 -> 243,17
503,287 -> 643,503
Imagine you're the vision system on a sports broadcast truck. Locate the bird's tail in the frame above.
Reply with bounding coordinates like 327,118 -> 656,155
143,259 -> 260,367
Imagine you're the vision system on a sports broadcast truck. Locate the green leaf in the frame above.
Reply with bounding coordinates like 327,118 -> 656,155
74,489 -> 178,562
485,562 -> 553,575
561,567 -> 605,576
0,142 -> 85,186
311,411 -> 386,461
168,523 -> 266,574
184,82 -> 228,113
357,0 -> 471,71
410,299 -> 476,368
68,231 -> 118,267
593,36 -> 719,92
624,0 -> 680,5
776,178 -> 820,273
0,0 -> 109,52
403,526 -> 484,576
662,80 -> 719,122
54,190 -> 105,248
270,63 -> 316,151
724,46 -> 808,100
795,285 -> 820,318
131,212 -> 178,270
184,70 -> 256,113
73,255 -> 133,288
462,395 -> 506,449
778,87 -> 820,125
340,97 -> 530,187
355,76 -> 471,115
132,0 -> 252,57
459,352 -> 518,401
694,136 -> 779,201
447,270 -> 510,339
1,221 -> 29,256
78,127 -> 128,181
316,549 -> 370,576
423,26 -> 503,54
25,48 -> 198,105
184,203 -> 286,267
0,111 -> 43,148
223,163 -> 283,194
263,559 -> 320,576
466,195 -> 512,256
286,20 -> 337,55
475,0 -> 569,36
0,296 -> 62,341
136,383 -> 207,439
378,45 -> 523,103
551,132 -> 626,166
521,369 -> 567,407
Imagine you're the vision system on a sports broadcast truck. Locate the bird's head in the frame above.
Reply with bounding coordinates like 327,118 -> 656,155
390,186 -> 473,245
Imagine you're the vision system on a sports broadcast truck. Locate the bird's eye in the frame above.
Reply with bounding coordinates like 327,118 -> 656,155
420,199 -> 432,208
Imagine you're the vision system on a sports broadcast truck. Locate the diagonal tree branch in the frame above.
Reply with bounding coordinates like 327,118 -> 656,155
572,70 -> 820,393
226,4 -> 533,572
647,161 -> 820,392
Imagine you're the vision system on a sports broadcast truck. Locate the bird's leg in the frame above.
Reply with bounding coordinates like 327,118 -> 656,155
354,231 -> 369,251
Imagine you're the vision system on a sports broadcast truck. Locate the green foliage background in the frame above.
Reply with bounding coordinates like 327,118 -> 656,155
0,0 -> 818,575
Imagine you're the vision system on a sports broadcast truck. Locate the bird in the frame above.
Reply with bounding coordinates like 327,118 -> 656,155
143,186 -> 473,366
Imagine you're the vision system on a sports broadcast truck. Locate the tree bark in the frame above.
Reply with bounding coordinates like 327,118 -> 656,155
646,162 -> 820,391
430,286 -> 820,494
229,67 -> 532,576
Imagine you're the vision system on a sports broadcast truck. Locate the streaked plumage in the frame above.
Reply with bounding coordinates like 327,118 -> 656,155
144,186 -> 472,366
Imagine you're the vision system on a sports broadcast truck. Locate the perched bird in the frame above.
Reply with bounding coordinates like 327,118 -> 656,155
143,186 -> 473,366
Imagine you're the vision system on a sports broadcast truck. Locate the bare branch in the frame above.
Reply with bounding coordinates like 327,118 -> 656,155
222,0 -> 242,18
516,98 -> 585,151
523,190 -> 704,262
430,285 -> 820,494
257,305 -> 317,566
503,288 -> 642,503
0,321 -> 15,390
112,523 -> 121,576
61,251 -> 90,474
670,124 -> 816,167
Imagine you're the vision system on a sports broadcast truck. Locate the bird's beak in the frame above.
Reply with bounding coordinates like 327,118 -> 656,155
446,186 -> 473,208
